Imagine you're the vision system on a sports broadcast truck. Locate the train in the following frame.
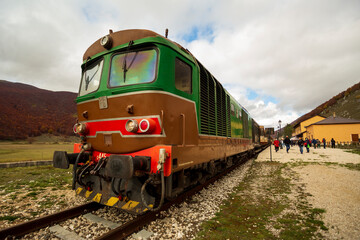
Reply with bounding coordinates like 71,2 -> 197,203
53,29 -> 265,214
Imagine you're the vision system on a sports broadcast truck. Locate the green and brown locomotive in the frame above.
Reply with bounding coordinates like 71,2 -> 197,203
53,29 -> 263,214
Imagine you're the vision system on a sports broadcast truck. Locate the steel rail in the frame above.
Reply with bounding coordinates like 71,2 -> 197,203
96,145 -> 268,240
0,201 -> 103,239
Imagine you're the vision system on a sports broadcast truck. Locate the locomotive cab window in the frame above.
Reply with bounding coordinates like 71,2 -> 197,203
109,48 -> 158,87
175,58 -> 192,94
79,59 -> 104,96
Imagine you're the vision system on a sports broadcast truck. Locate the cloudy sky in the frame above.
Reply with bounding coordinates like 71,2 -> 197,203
1,0 -> 359,128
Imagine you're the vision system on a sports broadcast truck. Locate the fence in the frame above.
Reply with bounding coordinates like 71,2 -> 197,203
334,141 -> 360,149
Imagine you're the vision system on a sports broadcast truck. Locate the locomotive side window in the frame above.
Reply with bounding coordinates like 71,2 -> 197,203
175,58 -> 192,94
109,49 -> 157,87
231,104 -> 235,116
79,59 -> 104,96
237,108 -> 242,118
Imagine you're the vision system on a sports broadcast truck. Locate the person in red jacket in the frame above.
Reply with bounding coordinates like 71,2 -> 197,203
273,139 -> 280,152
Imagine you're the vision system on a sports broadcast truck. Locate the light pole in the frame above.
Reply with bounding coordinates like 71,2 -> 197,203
278,120 -> 282,149
278,120 -> 282,137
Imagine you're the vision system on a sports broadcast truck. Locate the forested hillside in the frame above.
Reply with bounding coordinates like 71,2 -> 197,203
292,82 -> 360,126
0,80 -> 77,140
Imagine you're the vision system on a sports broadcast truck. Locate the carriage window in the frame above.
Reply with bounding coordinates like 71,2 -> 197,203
175,58 -> 192,94
109,49 -> 157,87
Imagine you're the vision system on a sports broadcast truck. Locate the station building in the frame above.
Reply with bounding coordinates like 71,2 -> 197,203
305,116 -> 360,143
292,115 -> 326,139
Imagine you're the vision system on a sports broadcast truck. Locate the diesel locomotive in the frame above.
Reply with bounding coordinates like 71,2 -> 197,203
53,29 -> 263,214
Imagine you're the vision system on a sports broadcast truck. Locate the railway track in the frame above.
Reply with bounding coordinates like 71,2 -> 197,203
0,145 -> 268,240
0,202 -> 103,239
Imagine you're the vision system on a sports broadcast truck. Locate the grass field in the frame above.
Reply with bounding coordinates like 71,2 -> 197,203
0,165 -> 72,194
0,142 -> 75,163
0,134 -> 79,163
345,149 -> 360,155
0,165 -> 73,223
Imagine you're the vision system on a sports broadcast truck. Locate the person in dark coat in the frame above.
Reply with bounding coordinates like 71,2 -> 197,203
298,137 -> 304,154
322,138 -> 326,149
331,138 -> 335,148
312,139 -> 317,149
284,136 -> 291,153
317,139 -> 321,148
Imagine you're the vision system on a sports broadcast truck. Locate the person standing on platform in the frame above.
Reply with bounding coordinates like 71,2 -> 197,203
331,138 -> 336,148
305,138 -> 310,153
284,136 -> 291,153
298,137 -> 304,154
322,138 -> 326,149
274,139 -> 280,152
312,139 -> 317,149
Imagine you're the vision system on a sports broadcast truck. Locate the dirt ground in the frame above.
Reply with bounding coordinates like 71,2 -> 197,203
256,146 -> 360,239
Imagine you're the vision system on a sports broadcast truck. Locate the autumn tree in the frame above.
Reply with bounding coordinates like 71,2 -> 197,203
283,124 -> 294,138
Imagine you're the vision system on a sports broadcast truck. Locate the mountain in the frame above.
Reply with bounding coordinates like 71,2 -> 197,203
0,80 -> 77,140
292,82 -> 360,126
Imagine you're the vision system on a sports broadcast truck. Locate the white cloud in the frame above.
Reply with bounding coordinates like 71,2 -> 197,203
224,85 -> 299,128
0,0 -> 359,128
183,0 -> 360,125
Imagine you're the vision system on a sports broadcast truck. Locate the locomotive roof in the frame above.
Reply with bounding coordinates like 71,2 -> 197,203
83,29 -> 188,61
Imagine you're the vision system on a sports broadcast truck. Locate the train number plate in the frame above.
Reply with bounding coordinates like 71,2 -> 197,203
99,96 -> 108,109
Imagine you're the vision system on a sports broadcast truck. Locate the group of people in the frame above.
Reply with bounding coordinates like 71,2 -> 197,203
273,136 -> 292,153
273,136 -> 336,154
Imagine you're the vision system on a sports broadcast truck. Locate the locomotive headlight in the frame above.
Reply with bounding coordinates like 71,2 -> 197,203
73,123 -> 88,135
100,35 -> 113,50
125,119 -> 139,133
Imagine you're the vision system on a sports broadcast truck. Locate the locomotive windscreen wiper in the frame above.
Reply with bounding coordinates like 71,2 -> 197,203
84,64 -> 100,90
122,52 -> 139,83
122,55 -> 127,83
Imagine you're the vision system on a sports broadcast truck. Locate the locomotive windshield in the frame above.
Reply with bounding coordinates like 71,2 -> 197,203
109,48 -> 157,87
79,59 -> 104,96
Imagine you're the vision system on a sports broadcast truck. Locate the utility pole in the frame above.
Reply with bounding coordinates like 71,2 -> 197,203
278,120 -> 282,149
